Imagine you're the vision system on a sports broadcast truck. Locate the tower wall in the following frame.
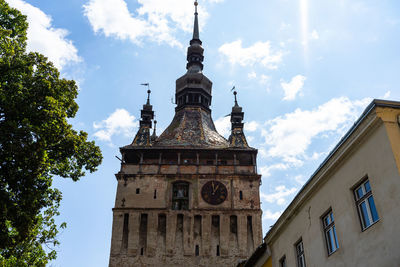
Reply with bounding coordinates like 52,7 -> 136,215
109,153 -> 262,267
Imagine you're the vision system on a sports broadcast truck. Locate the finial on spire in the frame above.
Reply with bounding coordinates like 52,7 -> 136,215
147,89 -> 151,105
233,90 -> 238,106
192,0 -> 199,40
141,83 -> 151,105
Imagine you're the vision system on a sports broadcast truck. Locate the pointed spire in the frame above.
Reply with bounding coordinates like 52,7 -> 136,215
234,91 -> 238,107
186,1 -> 204,73
193,1 -> 199,40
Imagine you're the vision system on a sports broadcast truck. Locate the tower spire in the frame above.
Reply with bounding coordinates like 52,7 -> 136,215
186,1 -> 204,73
193,1 -> 199,40
234,90 -> 238,106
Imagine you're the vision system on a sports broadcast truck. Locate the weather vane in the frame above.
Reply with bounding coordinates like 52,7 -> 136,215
140,83 -> 150,90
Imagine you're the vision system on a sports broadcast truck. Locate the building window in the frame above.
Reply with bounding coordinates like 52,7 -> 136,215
354,179 -> 379,230
154,189 -> 157,199
239,191 -> 243,200
172,182 -> 189,210
122,213 -> 129,249
295,239 -> 306,267
322,210 -> 339,255
136,188 -> 140,194
279,255 -> 286,267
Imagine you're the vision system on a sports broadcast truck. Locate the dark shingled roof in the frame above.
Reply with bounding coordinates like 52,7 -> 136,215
153,107 -> 229,148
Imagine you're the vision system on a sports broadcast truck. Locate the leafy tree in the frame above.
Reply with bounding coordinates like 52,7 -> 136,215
0,1 -> 103,265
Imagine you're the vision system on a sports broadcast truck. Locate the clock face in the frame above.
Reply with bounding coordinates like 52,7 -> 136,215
201,181 -> 228,205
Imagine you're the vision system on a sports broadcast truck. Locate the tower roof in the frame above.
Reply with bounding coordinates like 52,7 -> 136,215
154,107 -> 228,148
124,1 -> 253,150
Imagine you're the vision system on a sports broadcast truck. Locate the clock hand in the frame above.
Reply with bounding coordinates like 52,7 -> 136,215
213,184 -> 219,194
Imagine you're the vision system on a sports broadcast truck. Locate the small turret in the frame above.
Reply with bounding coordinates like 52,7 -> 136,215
132,89 -> 154,146
229,90 -> 249,148
151,119 -> 157,142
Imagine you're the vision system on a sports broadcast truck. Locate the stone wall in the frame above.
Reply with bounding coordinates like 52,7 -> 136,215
110,210 -> 262,267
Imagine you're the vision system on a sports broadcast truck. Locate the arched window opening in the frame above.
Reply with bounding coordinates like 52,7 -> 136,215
172,182 -> 189,210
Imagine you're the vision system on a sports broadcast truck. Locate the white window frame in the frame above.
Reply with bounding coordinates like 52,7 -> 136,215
295,239 -> 306,267
322,209 -> 339,255
354,179 -> 379,231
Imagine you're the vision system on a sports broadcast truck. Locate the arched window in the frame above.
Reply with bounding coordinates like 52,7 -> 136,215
172,182 -> 189,210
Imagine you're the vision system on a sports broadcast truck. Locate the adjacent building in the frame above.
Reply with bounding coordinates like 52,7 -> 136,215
109,2 -> 262,266
240,99 -> 400,267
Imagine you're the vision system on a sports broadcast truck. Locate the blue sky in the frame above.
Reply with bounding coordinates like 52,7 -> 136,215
6,0 -> 400,266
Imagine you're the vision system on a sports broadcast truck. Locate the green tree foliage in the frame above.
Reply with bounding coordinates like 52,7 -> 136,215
0,1 -> 103,265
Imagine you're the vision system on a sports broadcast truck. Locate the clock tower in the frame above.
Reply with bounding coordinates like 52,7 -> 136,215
109,2 -> 262,266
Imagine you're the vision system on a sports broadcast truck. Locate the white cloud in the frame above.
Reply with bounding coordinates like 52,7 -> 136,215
258,147 -> 268,159
218,40 -> 283,69
248,71 -> 257,79
382,90 -> 391,99
260,74 -> 270,85
245,121 -> 259,132
214,116 -> 231,138
83,0 -> 218,48
247,72 -> 270,89
93,109 -> 138,142
261,185 -> 297,205
311,29 -> 319,40
263,210 -> 282,220
262,97 -> 371,163
281,75 -> 306,101
7,0 -> 81,70
259,163 -> 289,178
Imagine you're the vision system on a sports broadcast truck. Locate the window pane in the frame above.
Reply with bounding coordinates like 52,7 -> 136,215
300,255 -> 306,267
360,201 -> 371,228
364,181 -> 371,193
367,196 -> 379,222
333,226 -> 339,250
297,242 -> 303,253
280,257 -> 286,267
324,216 -> 330,227
356,187 -> 364,199
327,229 -> 334,253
